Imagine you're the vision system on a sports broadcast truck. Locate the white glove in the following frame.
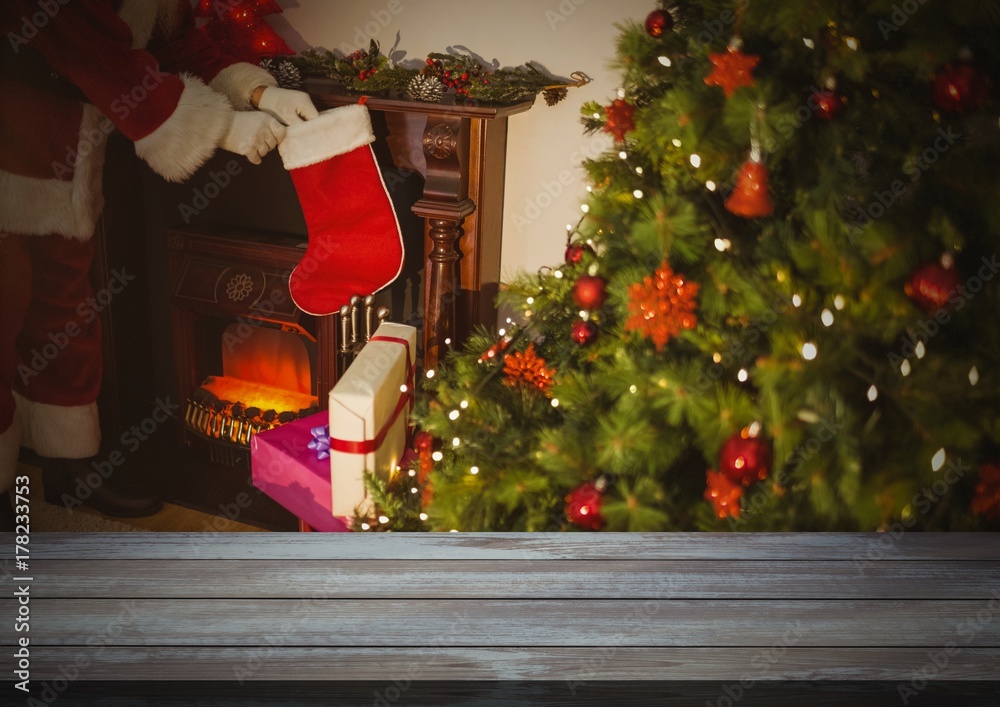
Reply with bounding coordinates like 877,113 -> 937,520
256,87 -> 319,125
220,111 -> 287,165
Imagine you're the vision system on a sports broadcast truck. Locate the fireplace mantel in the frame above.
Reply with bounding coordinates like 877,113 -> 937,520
305,79 -> 535,371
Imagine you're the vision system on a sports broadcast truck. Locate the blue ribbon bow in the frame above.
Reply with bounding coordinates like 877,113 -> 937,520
308,425 -> 331,460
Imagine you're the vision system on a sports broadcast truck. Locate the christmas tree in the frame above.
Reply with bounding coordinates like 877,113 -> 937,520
387,0 -> 1000,533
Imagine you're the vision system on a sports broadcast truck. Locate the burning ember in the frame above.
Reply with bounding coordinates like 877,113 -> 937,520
185,375 -> 318,447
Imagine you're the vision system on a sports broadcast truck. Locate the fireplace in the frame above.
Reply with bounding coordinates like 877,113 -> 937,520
167,227 -> 338,470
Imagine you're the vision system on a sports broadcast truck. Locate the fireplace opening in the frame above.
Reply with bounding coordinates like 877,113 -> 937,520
184,320 -> 319,455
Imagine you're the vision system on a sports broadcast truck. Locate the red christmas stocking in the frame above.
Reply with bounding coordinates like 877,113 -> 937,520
278,103 -> 404,315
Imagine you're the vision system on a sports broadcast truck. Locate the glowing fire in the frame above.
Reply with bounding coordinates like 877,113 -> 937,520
201,376 -> 316,413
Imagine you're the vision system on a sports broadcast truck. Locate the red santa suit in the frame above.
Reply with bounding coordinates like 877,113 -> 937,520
0,0 -> 280,488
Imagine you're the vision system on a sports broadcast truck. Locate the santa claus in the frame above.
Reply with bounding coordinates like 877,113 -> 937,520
0,0 -> 319,525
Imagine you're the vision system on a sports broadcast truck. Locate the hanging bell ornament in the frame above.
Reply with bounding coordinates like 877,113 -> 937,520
725,159 -> 774,218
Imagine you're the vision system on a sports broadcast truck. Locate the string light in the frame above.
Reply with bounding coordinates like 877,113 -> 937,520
554,270 -> 564,279
499,327 -> 507,336
635,166 -> 644,175
411,487 -> 419,494
748,421 -> 762,437
834,295 -> 845,311
672,139 -> 682,147
713,352 -> 723,363
445,338 -> 452,345
690,154 -> 702,168
450,529 -> 459,533
551,398 -> 560,408
408,469 -> 417,477
915,341 -> 926,359
658,55 -> 672,66
470,466 -> 480,475
633,189 -> 644,198
714,238 -> 732,251
419,513 -> 428,521
452,437 -> 461,447
803,38 -> 815,49
449,410 -> 460,421
629,385 -> 638,394
379,515 -> 390,524
706,181 -> 718,191
792,294 -> 803,308
526,297 -> 535,305
737,369 -> 749,382
432,451 -> 444,462
581,204 -> 590,213
361,522 -> 370,530
931,448 -> 946,472
900,360 -> 912,377
460,400 -> 469,409
802,342 -> 818,360
593,112 -> 601,119
844,36 -> 859,51
400,384 -> 409,394
867,385 -> 878,402
619,151 -> 628,160
821,309 -> 834,327
969,366 -> 980,386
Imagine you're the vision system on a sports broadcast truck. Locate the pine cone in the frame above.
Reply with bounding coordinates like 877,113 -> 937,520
543,87 -> 568,106
260,58 -> 303,90
407,74 -> 444,103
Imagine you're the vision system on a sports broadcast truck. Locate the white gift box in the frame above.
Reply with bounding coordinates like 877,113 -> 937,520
328,322 -> 417,518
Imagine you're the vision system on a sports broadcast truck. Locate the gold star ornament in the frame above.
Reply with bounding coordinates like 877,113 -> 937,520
705,46 -> 760,97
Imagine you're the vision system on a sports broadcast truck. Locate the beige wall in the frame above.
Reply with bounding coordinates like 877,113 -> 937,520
276,0 -> 652,280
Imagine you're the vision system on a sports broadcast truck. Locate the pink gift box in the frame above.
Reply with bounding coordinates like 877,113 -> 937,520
251,412 -> 350,532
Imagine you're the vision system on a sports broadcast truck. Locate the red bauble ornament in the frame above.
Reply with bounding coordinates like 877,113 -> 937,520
905,261 -> 960,312
565,243 -> 592,265
645,9 -> 674,37
571,320 -> 598,345
719,434 -> 772,487
565,482 -> 604,530
812,90 -> 846,120
932,62 -> 991,114
573,275 -> 608,310
603,99 -> 636,142
725,159 -> 774,218
413,430 -> 435,452
971,463 -> 1000,523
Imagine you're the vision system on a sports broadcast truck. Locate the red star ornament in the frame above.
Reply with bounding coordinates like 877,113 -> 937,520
705,47 -> 760,98
603,99 -> 636,142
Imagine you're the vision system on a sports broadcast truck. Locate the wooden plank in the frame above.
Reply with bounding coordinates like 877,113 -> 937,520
15,599 -> 1000,648
26,646 -> 1000,681
27,532 -> 1000,561
29,560 -> 1000,600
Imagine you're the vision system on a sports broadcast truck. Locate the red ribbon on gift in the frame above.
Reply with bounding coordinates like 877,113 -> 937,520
329,335 -> 415,456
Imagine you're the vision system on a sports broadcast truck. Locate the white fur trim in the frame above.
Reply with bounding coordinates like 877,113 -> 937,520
0,415 -> 20,492
278,104 -> 374,171
14,392 -> 100,459
134,73 -> 234,183
0,104 -> 108,241
210,63 -> 278,110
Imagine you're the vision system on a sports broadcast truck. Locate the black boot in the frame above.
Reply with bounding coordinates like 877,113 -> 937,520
41,458 -> 163,518
0,491 -> 14,532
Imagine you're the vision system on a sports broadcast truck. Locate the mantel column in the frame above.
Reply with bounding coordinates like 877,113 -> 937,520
412,113 -> 475,371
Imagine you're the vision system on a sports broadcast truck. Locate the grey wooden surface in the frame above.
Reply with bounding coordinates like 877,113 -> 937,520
5,532 -> 1000,681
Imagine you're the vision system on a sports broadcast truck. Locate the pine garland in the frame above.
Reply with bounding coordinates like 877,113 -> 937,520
291,41 -> 589,106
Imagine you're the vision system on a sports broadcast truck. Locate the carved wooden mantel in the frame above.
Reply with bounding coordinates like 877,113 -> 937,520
306,80 -> 534,370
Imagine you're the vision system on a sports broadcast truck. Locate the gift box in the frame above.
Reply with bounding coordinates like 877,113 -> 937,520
251,412 -> 350,533
329,322 -> 417,518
